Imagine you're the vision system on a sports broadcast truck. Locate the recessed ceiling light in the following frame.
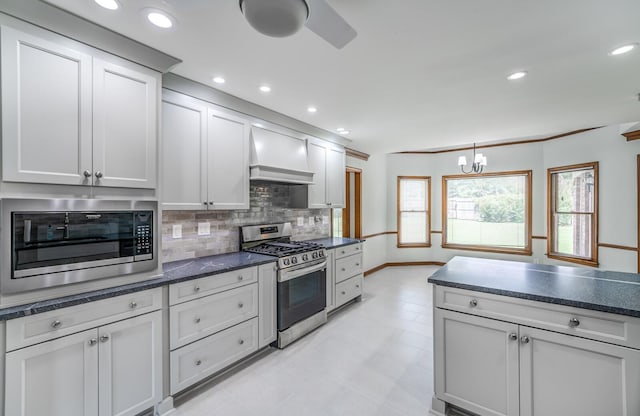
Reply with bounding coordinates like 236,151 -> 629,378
259,85 -> 271,93
341,130 -> 350,135
336,127 -> 345,132
507,71 -> 527,80
95,0 -> 119,10
212,77 -> 226,84
307,106 -> 317,113
147,10 -> 174,28
609,43 -> 638,56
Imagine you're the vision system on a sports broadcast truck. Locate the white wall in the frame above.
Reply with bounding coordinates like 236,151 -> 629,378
380,124 -> 640,273
346,154 -> 389,271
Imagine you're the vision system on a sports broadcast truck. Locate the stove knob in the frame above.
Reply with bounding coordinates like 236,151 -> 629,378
312,252 -> 318,259
319,251 -> 324,257
291,257 -> 298,264
302,254 -> 309,261
283,258 -> 290,266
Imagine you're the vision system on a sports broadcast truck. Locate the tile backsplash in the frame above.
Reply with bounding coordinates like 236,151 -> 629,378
161,182 -> 331,263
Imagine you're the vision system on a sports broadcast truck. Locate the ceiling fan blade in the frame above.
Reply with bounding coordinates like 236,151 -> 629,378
304,0 -> 357,49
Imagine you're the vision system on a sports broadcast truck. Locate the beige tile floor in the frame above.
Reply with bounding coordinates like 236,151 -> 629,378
173,266 -> 438,416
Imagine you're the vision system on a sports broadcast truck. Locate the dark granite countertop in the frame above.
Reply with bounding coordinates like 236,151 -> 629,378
307,237 -> 363,249
428,256 -> 640,318
0,252 -> 276,321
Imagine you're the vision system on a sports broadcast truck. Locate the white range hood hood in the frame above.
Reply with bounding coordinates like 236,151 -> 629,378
249,127 -> 314,184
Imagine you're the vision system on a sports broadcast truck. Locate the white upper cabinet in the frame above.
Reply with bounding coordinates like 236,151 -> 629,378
161,91 -> 250,210
307,138 -> 345,208
1,24 -> 159,189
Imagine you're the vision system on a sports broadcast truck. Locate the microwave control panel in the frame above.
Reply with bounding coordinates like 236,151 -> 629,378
134,211 -> 153,259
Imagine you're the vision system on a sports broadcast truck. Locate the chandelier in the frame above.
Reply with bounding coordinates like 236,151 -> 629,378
458,143 -> 487,174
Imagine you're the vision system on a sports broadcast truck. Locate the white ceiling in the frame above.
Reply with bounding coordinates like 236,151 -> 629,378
45,0 -> 640,155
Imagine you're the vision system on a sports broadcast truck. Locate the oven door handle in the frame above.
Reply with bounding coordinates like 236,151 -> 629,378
278,260 -> 327,282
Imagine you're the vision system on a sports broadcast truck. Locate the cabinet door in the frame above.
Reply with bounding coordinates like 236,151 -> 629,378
325,249 -> 336,312
326,145 -> 345,207
92,58 -> 158,189
519,326 -> 640,416
207,109 -> 250,209
434,308 -> 520,416
161,95 -> 208,210
5,329 -> 99,416
98,311 -> 162,416
307,140 -> 328,208
258,263 -> 278,348
1,25 -> 93,186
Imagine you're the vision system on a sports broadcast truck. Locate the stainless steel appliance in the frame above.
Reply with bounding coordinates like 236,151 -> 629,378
1,199 -> 158,294
241,222 -> 327,348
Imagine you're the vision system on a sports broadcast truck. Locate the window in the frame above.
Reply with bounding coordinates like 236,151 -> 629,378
332,208 -> 343,237
442,171 -> 532,254
547,162 -> 598,266
397,176 -> 431,247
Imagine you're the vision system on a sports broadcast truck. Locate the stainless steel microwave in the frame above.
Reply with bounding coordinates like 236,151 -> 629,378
0,199 -> 158,294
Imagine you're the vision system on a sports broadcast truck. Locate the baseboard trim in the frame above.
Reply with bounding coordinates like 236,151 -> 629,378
364,261 -> 446,276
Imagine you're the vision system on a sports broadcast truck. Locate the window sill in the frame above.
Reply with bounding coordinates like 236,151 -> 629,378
547,253 -> 599,268
441,243 -> 532,256
397,243 -> 432,248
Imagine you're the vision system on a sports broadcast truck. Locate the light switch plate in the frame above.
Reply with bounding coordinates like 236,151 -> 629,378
322,216 -> 329,225
308,216 -> 314,225
198,222 -> 211,236
297,217 -> 304,226
172,224 -> 182,239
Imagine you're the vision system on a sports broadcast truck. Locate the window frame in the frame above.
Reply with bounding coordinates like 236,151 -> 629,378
397,176 -> 431,248
442,170 -> 533,255
547,162 -> 599,267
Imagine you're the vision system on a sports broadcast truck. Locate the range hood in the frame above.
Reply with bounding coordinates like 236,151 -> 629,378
249,127 -> 314,184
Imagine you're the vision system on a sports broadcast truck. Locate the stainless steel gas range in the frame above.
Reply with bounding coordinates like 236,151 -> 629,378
241,223 -> 327,348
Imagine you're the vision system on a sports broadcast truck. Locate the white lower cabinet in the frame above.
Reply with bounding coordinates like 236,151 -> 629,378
327,243 -> 363,312
435,292 -> 640,416
5,310 -> 162,416
258,263 -> 277,349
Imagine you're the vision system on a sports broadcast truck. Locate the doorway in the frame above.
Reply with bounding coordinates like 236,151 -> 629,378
343,167 -> 362,239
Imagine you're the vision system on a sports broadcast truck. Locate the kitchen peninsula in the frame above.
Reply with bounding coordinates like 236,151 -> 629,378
427,256 -> 640,416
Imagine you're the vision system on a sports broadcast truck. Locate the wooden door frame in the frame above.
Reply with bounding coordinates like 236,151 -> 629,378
343,167 -> 362,239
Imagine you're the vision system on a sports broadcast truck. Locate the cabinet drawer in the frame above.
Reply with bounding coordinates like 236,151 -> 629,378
170,317 -> 258,394
169,266 -> 257,305
335,274 -> 363,309
170,284 -> 258,350
6,287 -> 162,352
335,253 -> 363,283
435,286 -> 640,349
334,243 -> 362,259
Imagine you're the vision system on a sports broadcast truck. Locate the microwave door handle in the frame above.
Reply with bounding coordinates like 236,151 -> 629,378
279,260 -> 327,282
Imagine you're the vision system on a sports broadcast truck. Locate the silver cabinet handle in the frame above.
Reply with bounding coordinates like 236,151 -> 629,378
355,246 -> 360,250
203,201 -> 208,206
194,317 -> 201,324
356,284 -> 360,288
469,299 -> 478,307
83,170 -> 92,178
238,302 -> 244,308
129,301 -> 137,309
341,268 -> 346,271
509,333 -> 518,341
521,336 -> 530,344
341,291 -> 346,295
238,339 -> 245,345
341,250 -> 346,254
238,275 -> 244,281
94,171 -> 103,179
355,263 -> 360,266
568,318 -> 580,328
194,286 -> 201,292
88,338 -> 98,346
195,359 -> 202,366
208,202 -> 214,206
51,320 -> 62,329
100,334 -> 110,343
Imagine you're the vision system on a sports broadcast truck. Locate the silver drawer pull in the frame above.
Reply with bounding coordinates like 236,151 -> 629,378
238,302 -> 244,308
94,171 -> 103,179
355,246 -> 360,250
342,268 -> 346,271
341,250 -> 345,254
509,333 -> 518,341
129,301 -> 137,309
100,334 -> 110,343
238,339 -> 244,345
520,336 -> 530,344
341,291 -> 346,295
195,359 -> 202,366
51,320 -> 62,329
355,263 -> 360,266
194,317 -> 201,324
469,299 -> 478,307
194,286 -> 201,292
356,285 -> 360,288
568,318 -> 580,328
83,170 -> 92,178
88,338 -> 98,346
238,275 -> 244,281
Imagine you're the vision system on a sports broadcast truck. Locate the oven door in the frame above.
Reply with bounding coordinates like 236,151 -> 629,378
277,261 -> 327,331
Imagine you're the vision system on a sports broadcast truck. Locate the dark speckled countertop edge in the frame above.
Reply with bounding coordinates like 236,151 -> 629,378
306,237 -> 363,249
0,253 -> 277,321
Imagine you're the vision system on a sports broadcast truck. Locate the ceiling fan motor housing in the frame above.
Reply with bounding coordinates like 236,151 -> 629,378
240,0 -> 310,38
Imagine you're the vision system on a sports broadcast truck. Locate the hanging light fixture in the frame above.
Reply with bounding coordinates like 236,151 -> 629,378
458,143 -> 487,174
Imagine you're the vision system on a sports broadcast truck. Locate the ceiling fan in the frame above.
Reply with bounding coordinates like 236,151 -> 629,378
239,0 -> 357,49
